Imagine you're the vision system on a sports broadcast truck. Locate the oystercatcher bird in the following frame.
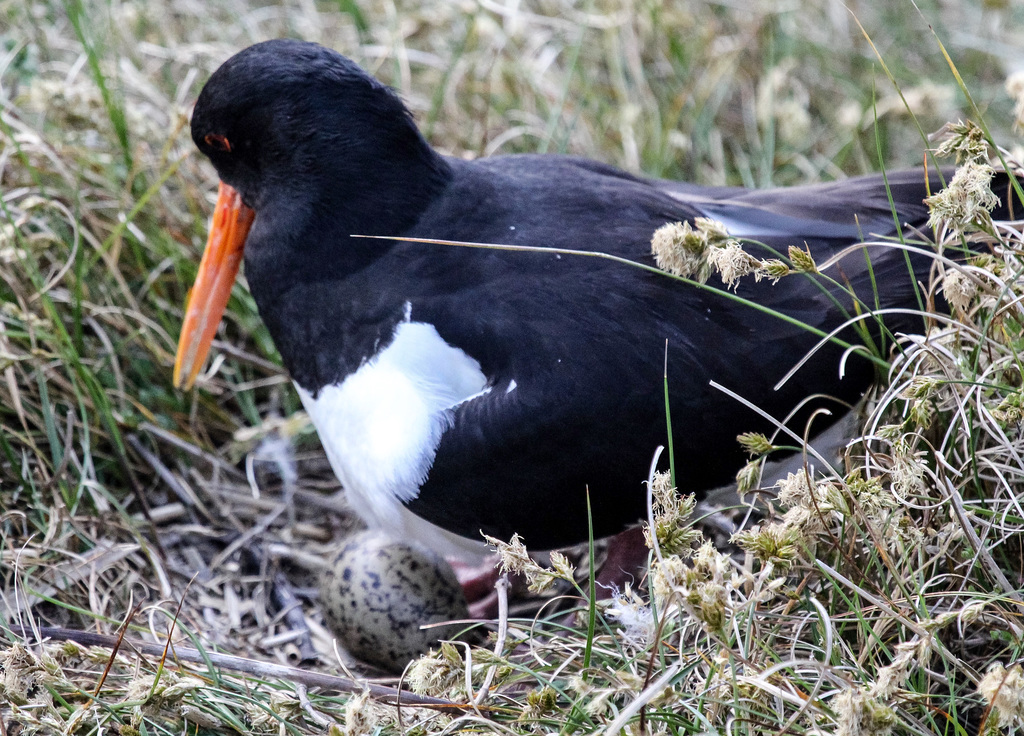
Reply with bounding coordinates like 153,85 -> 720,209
174,39 -> 969,559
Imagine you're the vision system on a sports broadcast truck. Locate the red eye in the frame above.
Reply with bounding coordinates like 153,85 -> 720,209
204,134 -> 232,153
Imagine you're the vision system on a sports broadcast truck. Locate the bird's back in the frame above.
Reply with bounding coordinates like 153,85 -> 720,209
379,160 -> 953,549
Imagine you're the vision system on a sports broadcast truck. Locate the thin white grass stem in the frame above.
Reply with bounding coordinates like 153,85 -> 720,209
472,573 -> 509,706
817,239 -> 986,284
975,403 -> 1024,472
598,662 -> 683,736
813,560 -> 930,637
776,598 -> 835,732
351,233 -> 664,273
774,307 -> 986,392
980,460 -> 1024,528
296,684 -> 333,728
455,639 -> 480,716
739,673 -> 831,714
30,198 -> 80,300
939,477 -> 1023,604
708,381 -> 836,473
645,445 -> 665,567
729,610 -> 748,662
352,234 -> 884,366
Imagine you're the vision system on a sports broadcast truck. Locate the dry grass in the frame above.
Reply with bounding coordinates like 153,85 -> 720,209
3,0 -> 1024,734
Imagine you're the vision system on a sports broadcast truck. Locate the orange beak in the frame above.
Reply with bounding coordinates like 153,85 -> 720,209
173,182 -> 255,390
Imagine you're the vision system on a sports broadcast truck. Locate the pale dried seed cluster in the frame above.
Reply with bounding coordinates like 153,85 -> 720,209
343,690 -> 378,736
602,585 -> 654,649
931,119 -> 991,162
735,468 -> 907,572
925,159 -> 1000,236
651,218 -> 807,290
978,663 -> 1024,730
650,219 -> 719,283
0,640 -> 241,734
642,470 -> 702,556
517,686 -> 559,722
651,540 -> 743,634
483,532 -> 576,594
405,641 -> 466,697
940,268 -> 978,314
833,688 -> 897,736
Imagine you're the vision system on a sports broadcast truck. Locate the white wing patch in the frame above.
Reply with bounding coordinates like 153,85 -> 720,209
296,321 -> 489,551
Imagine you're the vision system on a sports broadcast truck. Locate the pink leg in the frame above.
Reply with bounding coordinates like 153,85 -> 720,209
595,525 -> 649,593
449,557 -> 501,618
448,526 -> 651,619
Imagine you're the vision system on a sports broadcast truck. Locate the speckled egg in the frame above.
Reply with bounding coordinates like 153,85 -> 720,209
319,530 -> 469,672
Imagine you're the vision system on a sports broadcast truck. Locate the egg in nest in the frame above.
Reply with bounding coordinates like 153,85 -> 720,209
319,530 -> 470,672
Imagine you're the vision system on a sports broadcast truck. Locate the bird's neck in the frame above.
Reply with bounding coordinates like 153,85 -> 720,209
242,127 -> 453,387
251,124 -> 453,271
314,119 -> 453,241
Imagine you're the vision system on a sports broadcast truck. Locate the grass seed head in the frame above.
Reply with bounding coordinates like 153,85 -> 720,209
643,471 -> 701,557
485,532 -> 531,574
407,641 -> 465,697
651,220 -> 713,282
889,449 -> 927,498
694,217 -> 733,246
0,643 -> 40,706
776,471 -> 814,507
759,258 -> 793,282
869,640 -> 924,700
834,688 -> 897,736
925,160 -> 1000,236
708,240 -> 763,290
344,690 -> 377,736
518,686 -> 559,722
786,244 -> 818,273
978,663 -> 1024,731
931,119 -> 990,162
651,541 -> 739,633
845,474 -> 896,520
941,268 -> 979,314
732,522 -> 802,573
484,533 -> 574,593
737,432 -> 776,456
992,390 -> 1024,424
735,457 -> 764,493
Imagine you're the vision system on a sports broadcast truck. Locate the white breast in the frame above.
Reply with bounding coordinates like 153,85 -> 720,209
295,320 -> 492,558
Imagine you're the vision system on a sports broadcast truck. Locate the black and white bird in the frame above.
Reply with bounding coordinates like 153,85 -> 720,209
174,39 -> 976,560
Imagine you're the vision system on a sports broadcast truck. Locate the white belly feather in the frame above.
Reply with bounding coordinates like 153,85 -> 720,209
295,319 -> 492,558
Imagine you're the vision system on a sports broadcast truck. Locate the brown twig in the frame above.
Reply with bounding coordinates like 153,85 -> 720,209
94,601 -> 143,697
210,339 -> 287,376
127,434 -> 195,511
272,572 -> 319,663
8,626 -> 465,712
139,421 -> 246,480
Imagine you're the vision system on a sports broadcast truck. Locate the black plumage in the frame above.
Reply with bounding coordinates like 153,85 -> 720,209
186,39 -> 975,550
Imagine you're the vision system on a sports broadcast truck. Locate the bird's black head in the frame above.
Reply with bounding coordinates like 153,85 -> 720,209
191,39 -> 451,234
